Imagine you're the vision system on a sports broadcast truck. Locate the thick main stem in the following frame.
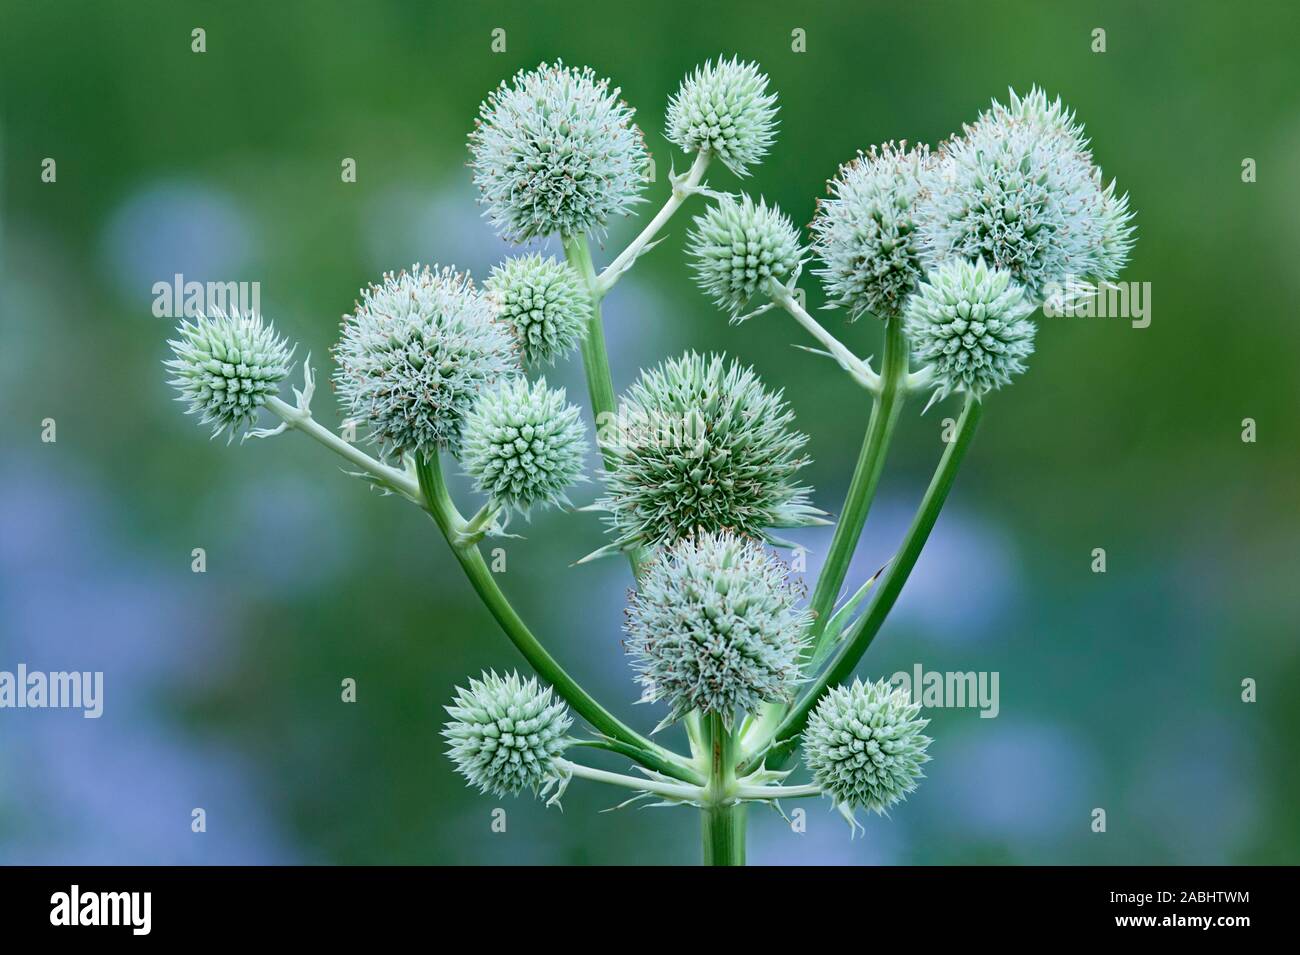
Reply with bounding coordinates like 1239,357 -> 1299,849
701,713 -> 746,865
416,454 -> 701,785
742,394 -> 984,773
562,234 -> 618,470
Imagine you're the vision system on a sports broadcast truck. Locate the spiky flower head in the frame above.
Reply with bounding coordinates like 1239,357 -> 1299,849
443,670 -> 572,798
904,258 -> 1036,402
597,352 -> 819,552
469,61 -> 648,242
665,56 -> 778,177
687,194 -> 801,316
625,531 -> 811,727
333,265 -> 518,458
485,254 -> 590,366
803,678 -> 931,815
917,86 -> 1135,304
165,309 -> 293,441
461,377 -> 589,516
811,142 -> 933,322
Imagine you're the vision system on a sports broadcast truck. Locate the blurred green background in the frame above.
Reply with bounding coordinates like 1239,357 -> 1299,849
1,0 -> 1296,864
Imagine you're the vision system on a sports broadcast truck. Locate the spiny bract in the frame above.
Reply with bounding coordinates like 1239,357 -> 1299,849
917,86 -> 1135,304
443,670 -> 572,798
485,254 -> 590,366
625,531 -> 811,727
811,142 -> 933,322
687,194 -> 802,316
469,60 -> 648,242
803,677 -> 932,815
904,258 -> 1037,401
597,352 -> 819,551
165,309 -> 293,441
461,376 -> 589,516
332,264 -> 518,459
665,56 -> 779,177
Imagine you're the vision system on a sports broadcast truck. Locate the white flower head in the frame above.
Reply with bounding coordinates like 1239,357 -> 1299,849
666,56 -> 779,177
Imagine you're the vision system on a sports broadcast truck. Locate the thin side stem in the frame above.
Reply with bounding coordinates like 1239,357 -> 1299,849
768,280 -> 881,392
734,783 -> 822,800
742,394 -> 984,774
265,396 -> 424,508
596,150 -> 711,297
555,758 -> 702,802
416,454 -> 702,785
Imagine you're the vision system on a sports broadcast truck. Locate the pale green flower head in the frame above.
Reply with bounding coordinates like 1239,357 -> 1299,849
443,670 -> 572,798
597,352 -> 820,552
485,254 -> 590,366
461,376 -> 589,516
666,56 -> 779,177
332,265 -> 518,459
918,86 -> 1135,304
905,258 -> 1036,402
811,142 -> 933,322
803,678 -> 931,815
469,61 -> 648,242
687,194 -> 801,316
625,531 -> 811,728
165,309 -> 294,441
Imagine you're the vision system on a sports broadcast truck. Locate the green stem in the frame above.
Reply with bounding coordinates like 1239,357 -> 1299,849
562,234 -> 618,471
742,394 -> 984,773
702,803 -> 747,866
742,317 -> 908,753
415,454 -> 702,785
701,713 -> 746,865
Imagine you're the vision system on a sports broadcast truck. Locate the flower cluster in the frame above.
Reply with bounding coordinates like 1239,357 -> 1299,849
811,142 -> 932,322
165,309 -> 294,440
460,377 -> 588,516
665,56 -> 778,177
802,678 -> 931,815
443,671 -> 572,797
469,61 -> 648,242
687,194 -> 802,315
597,352 -> 819,551
332,265 -> 518,458
485,254 -> 590,366
905,258 -> 1037,401
917,87 -> 1134,304
625,531 -> 811,726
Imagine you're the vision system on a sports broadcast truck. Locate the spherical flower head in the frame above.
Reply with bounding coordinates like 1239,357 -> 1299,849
165,309 -> 293,441
333,265 -> 518,459
443,670 -> 572,798
917,86 -> 1135,304
626,531 -> 811,726
598,352 -> 818,551
485,254 -> 590,366
468,61 -> 648,242
461,377 -> 589,516
803,678 -> 931,815
811,142 -> 933,322
665,56 -> 778,177
687,194 -> 801,316
904,258 -> 1036,401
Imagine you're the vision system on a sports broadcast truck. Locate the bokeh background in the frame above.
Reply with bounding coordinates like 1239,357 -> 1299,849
1,0 -> 1296,864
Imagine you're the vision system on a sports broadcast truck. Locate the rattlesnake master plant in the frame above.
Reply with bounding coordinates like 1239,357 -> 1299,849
163,59 -> 1134,864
